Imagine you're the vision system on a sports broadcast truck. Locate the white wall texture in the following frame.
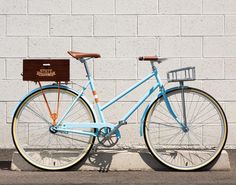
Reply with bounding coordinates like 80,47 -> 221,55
0,0 -> 236,148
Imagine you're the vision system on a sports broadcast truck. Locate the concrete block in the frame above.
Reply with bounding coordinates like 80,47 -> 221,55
159,0 -> 202,14
182,15 -> 224,36
0,80 -> 27,101
0,123 -> 14,148
7,15 -> 49,36
6,102 -> 18,123
224,58 -> 236,79
50,15 -> 92,36
71,79 -> 116,102
70,58 -> 93,80
115,80 -> 157,102
29,37 -> 71,57
202,80 -> 236,101
0,59 -> 5,80
204,37 -> 236,57
72,37 -> 115,57
94,15 -> 137,36
225,103 -> 236,122
0,0 -> 26,14
0,102 -> 6,125
102,101 -> 137,123
6,59 -> 22,80
181,58 -> 224,79
28,0 -> 71,14
160,37 -> 202,57
226,124 -> 236,147
116,37 -> 158,57
203,0 -> 236,14
225,16 -> 236,35
93,80 -> 116,102
11,150 -> 231,171
138,15 -> 180,36
0,16 -> 5,36
0,37 -> 27,57
94,58 -> 137,79
72,0 -> 115,14
116,0 -> 158,14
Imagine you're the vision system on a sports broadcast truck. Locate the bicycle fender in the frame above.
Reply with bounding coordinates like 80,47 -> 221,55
139,86 -> 184,136
12,84 -> 98,122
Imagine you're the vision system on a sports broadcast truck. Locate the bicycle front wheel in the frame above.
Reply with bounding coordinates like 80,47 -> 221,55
144,87 -> 228,171
12,86 -> 96,170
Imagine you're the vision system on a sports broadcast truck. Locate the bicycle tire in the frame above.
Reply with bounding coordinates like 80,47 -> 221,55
12,86 -> 96,170
144,87 -> 228,171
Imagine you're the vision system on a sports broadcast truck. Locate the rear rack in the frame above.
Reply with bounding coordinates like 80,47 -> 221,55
167,67 -> 196,83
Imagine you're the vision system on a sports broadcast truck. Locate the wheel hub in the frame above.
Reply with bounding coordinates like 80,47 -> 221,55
49,125 -> 57,134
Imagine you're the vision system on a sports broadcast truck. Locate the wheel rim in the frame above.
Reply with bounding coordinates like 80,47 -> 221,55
12,88 -> 95,170
145,88 -> 227,170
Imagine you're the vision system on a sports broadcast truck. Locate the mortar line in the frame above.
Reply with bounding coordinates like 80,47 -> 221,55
201,0 -> 203,14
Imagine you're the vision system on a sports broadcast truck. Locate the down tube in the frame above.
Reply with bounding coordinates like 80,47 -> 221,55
122,83 -> 160,121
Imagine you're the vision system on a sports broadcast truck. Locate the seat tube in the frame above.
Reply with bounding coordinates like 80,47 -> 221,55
83,60 -> 105,123
153,66 -> 163,88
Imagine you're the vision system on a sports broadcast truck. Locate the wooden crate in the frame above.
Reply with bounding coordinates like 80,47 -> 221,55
23,59 -> 70,82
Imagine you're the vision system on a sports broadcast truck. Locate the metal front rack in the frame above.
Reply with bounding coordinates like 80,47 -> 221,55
167,67 -> 196,83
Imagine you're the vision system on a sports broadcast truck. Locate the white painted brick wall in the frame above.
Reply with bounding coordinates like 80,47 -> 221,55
29,37 -> 71,57
116,0 -> 158,14
94,15 -> 137,36
203,0 -> 236,14
0,0 -> 236,149
116,37 -> 158,57
28,0 -> 71,14
7,15 -> 49,36
225,58 -> 236,79
225,16 -> 236,35
94,58 -> 137,79
0,59 -> 5,79
0,16 -> 5,36
204,37 -> 236,57
0,0 -> 27,14
182,15 -> 224,36
72,37 -> 115,57
160,37 -> 202,57
50,15 -> 93,36
159,0 -> 202,14
138,15 -> 180,36
0,37 -> 27,57
72,0 -> 115,14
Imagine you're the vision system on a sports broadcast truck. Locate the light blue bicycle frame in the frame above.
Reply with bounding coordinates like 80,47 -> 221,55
54,59 -> 186,138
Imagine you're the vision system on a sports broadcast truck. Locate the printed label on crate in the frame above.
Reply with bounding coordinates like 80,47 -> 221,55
36,69 -> 56,77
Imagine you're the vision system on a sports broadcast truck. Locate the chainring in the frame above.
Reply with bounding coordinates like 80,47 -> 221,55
97,127 -> 119,147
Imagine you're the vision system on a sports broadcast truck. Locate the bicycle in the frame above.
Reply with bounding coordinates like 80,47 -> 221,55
12,51 -> 228,171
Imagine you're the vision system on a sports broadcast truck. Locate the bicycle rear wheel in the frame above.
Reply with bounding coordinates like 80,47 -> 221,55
12,86 -> 96,170
144,87 -> 228,171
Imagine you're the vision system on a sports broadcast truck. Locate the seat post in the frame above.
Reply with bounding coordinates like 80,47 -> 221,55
150,61 -> 156,71
80,58 -> 91,78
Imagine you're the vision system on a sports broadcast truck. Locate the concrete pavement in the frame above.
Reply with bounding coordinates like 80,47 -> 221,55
11,149 -> 231,171
0,150 -> 235,185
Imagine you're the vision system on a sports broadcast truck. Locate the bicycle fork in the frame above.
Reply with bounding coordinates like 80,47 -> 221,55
161,85 -> 189,132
